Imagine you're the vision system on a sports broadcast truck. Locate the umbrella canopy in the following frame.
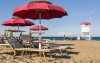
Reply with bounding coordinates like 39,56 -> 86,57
13,1 -> 68,20
30,26 -> 48,31
2,18 -> 34,26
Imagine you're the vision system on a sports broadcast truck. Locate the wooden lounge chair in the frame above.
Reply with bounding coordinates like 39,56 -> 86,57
20,34 -> 33,48
42,40 -> 68,56
50,46 -> 68,56
4,38 -> 53,61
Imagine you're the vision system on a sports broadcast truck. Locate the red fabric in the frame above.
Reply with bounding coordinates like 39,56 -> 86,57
2,18 -> 34,26
13,2 -> 68,20
81,22 -> 91,25
30,26 -> 48,30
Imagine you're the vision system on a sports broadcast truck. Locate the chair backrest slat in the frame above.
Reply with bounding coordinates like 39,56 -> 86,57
20,34 -> 33,48
8,39 -> 23,48
20,34 -> 31,40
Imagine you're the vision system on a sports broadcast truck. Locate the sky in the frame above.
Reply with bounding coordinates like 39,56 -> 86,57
0,0 -> 100,37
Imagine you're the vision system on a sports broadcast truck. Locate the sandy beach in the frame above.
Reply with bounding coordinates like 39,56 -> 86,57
0,40 -> 100,63
55,40 -> 100,63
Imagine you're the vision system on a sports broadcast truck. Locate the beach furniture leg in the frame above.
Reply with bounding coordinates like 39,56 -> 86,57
12,51 -> 16,59
21,51 -> 24,56
3,46 -> 7,50
49,53 -> 52,59
24,51 -> 27,57
64,49 -> 68,56
64,49 -> 68,55
29,51 -> 32,57
59,49 -> 63,56
43,52 -> 46,62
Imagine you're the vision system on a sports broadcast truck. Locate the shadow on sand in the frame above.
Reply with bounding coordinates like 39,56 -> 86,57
67,51 -> 80,55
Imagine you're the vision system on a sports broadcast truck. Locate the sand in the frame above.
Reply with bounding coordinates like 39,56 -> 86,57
0,40 -> 100,63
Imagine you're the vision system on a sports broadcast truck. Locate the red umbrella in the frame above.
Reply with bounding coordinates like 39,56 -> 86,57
30,25 -> 48,40
2,18 -> 34,30
30,26 -> 48,31
30,25 -> 48,49
13,1 -> 68,20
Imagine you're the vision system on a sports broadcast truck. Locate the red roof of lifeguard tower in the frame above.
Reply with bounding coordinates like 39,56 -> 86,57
81,22 -> 91,25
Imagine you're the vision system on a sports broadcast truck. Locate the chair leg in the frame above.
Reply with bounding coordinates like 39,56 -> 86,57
24,51 -> 27,57
21,51 -> 24,56
59,49 -> 63,56
49,53 -> 52,59
65,49 -> 68,56
43,52 -> 46,62
29,51 -> 32,57
12,52 -> 16,59
3,46 -> 7,50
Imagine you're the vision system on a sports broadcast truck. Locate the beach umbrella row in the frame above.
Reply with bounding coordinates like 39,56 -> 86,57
1,0 -> 68,51
1,17 -> 48,37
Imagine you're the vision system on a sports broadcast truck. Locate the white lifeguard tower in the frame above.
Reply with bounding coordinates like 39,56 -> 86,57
81,22 -> 91,40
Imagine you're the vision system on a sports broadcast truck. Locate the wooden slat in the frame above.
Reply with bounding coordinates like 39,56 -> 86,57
0,44 -> 9,46
15,48 -> 53,52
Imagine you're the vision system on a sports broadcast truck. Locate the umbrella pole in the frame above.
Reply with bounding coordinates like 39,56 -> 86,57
18,24 -> 19,30
39,14 -> 41,41
39,12 -> 42,57
39,12 -> 42,41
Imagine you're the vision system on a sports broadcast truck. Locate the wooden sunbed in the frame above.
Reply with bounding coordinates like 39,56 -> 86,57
51,46 -> 68,56
42,39 -> 68,56
4,39 -> 53,61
